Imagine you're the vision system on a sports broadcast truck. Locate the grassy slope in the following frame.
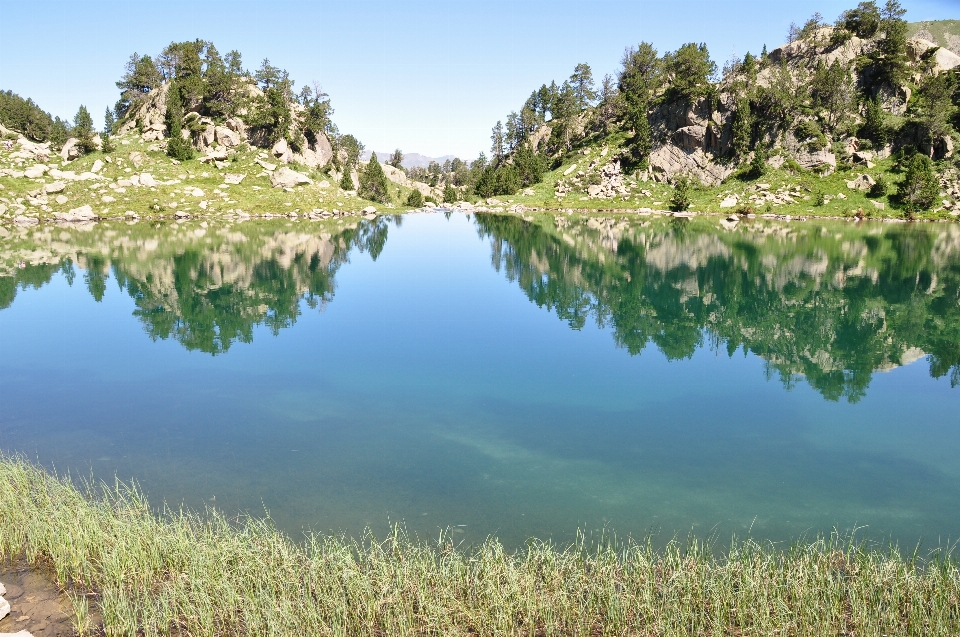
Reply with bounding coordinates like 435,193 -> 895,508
1,455 -> 958,636
0,132 -> 421,223
908,19 -> 960,54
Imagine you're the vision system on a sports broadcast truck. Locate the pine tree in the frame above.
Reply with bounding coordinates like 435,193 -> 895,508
897,153 -> 939,213
619,43 -> 660,164
359,152 -> 391,203
388,149 -> 404,169
860,97 -> 888,144
569,63 -> 597,110
731,97 -> 753,159
73,105 -> 96,154
340,168 -> 355,191
164,84 -> 195,161
490,121 -> 505,163
103,107 -> 115,134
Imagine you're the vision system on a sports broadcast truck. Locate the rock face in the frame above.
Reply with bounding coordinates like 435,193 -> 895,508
796,149 -> 837,174
60,138 -> 80,161
270,167 -> 312,188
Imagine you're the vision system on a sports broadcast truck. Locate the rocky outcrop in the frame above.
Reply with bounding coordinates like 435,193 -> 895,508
380,163 -> 439,199
117,81 -> 332,169
648,145 -> 734,185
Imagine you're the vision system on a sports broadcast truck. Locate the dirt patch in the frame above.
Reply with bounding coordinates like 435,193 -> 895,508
0,567 -> 76,637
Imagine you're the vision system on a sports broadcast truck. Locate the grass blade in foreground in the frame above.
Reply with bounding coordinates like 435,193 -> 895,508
0,455 -> 957,635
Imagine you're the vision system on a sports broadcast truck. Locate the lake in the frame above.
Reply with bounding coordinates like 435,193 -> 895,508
1,212 -> 958,549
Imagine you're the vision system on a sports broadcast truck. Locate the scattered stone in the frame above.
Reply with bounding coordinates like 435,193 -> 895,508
563,164 -> 578,176
13,216 -> 38,226
256,159 -> 277,171
199,148 -> 228,163
42,181 -> 65,194
362,206 -> 377,214
101,195 -> 116,203
139,173 -> 158,187
55,195 -> 68,205
223,173 -> 245,185
91,159 -> 104,173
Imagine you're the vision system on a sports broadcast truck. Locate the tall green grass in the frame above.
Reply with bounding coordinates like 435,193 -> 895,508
0,454 -> 957,636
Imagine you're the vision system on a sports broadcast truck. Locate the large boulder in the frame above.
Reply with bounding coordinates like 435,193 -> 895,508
270,166 -> 312,188
60,138 -> 80,161
216,126 -> 241,148
673,126 -> 707,152
846,174 -> 876,191
54,204 -> 96,222
796,149 -> 837,173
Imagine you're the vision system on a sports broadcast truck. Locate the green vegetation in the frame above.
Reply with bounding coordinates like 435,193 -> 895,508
358,152 -> 390,203
1,455 -> 957,636
0,90 -> 55,141
405,188 -> 424,207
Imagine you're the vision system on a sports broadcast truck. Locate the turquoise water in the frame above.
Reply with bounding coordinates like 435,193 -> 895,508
0,212 -> 958,548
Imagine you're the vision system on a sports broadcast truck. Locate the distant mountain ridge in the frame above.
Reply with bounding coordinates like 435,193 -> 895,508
361,151 -> 456,170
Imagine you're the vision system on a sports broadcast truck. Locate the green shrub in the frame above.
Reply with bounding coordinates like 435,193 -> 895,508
896,154 -> 939,213
814,190 -> 826,206
868,174 -> 888,198
749,147 -> 768,179
670,175 -> 693,211
405,189 -> 424,207
443,184 -> 457,203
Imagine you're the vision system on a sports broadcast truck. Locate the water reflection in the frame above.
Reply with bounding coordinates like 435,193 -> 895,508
0,217 -> 392,354
2,214 -> 959,397
476,215 -> 960,401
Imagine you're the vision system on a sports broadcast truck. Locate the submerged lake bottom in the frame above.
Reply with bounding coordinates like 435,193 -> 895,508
0,212 -> 958,549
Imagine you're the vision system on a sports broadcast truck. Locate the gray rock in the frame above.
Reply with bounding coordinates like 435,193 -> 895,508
139,173 -> 158,187
128,151 -> 147,168
43,181 -> 66,194
60,138 -> 80,160
55,204 -> 96,222
719,195 -> 739,208
796,149 -> 836,173
0,593 -> 8,619
270,167 -> 312,188
199,148 -> 228,163
223,173 -> 245,185
23,165 -> 49,179
13,216 -> 39,225
216,126 -> 241,148
846,174 -> 876,191
91,159 -> 104,173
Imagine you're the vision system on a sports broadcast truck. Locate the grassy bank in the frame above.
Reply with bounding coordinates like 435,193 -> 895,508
0,456 -> 958,636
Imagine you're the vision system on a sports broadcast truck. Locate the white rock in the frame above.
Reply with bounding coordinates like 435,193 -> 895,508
256,159 -> 277,171
0,581 -> 5,595
563,164 -> 578,176
270,167 -> 311,188
846,174 -> 876,191
91,159 -> 104,173
189,187 -> 205,197
139,173 -> 158,187
200,148 -> 228,163
102,195 -> 116,203
362,206 -> 377,214
271,138 -> 288,158
223,173 -> 245,185
24,165 -> 49,179
719,196 -> 739,208
0,594 -> 8,619
55,195 -> 68,204
55,204 -> 97,222
128,151 -> 146,168
60,138 -> 80,160
43,181 -> 66,194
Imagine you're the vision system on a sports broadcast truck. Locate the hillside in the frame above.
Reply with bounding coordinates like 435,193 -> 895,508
908,19 -> 960,55
444,11 -> 960,221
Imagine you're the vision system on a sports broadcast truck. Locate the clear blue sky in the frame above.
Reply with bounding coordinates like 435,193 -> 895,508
0,0 -> 956,159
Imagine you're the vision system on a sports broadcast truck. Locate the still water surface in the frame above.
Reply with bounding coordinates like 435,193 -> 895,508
0,212 -> 958,548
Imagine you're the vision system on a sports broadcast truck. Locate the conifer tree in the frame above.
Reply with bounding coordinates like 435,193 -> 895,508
406,189 -> 424,207
359,153 -> 391,203
340,168 -> 355,191
73,105 -> 96,154
897,153 -> 939,213
619,43 -> 660,164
